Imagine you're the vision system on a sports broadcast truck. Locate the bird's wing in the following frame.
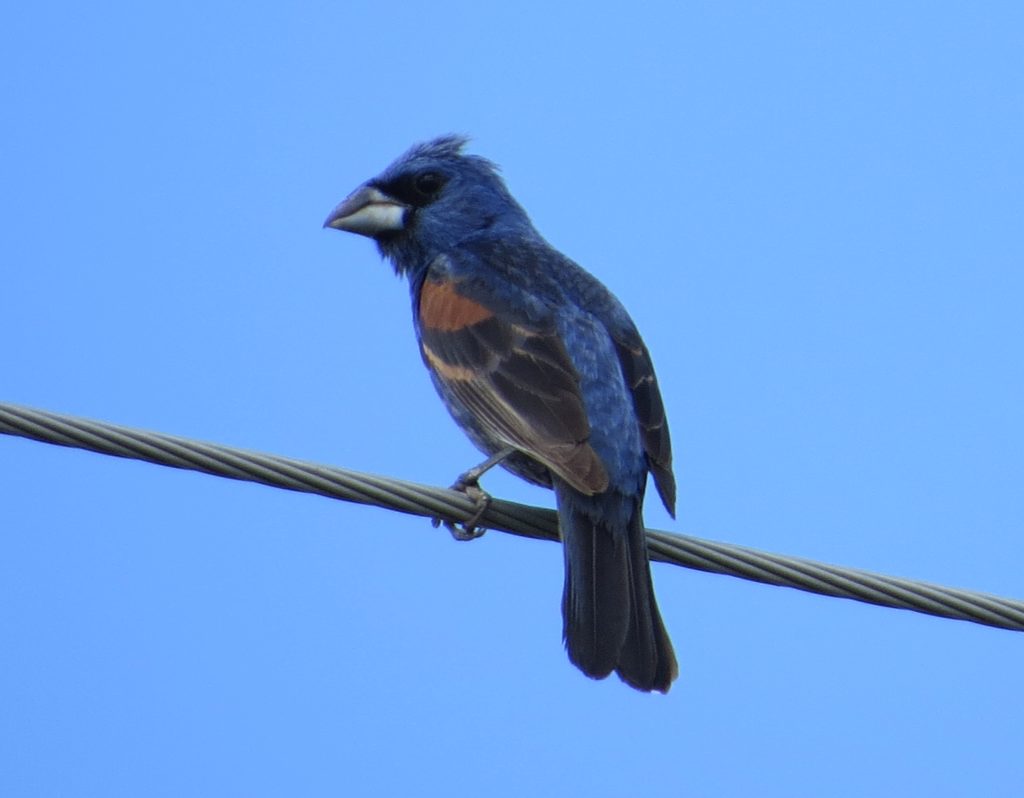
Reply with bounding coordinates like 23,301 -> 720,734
417,275 -> 609,495
611,333 -> 675,516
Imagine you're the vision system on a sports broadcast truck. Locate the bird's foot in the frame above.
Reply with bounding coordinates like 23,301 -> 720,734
431,448 -> 513,541
441,477 -> 492,541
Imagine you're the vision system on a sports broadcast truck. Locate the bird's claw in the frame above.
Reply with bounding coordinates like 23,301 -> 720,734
430,448 -> 512,540
432,474 -> 493,541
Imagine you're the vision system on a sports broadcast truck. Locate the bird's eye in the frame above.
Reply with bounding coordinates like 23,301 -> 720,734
414,172 -> 443,198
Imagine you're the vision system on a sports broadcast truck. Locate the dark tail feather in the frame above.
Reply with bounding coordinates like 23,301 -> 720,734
557,483 -> 678,693
559,496 -> 631,680
615,506 -> 678,692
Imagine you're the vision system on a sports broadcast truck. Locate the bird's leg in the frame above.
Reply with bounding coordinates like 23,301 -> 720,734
434,447 -> 515,541
454,446 -> 516,489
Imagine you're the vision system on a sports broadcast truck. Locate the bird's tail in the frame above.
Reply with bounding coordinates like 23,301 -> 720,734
555,482 -> 678,693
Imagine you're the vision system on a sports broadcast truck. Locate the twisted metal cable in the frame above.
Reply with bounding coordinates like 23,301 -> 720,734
2,401 -> 1022,632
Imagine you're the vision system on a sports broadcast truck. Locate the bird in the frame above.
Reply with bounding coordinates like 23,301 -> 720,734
324,135 -> 678,692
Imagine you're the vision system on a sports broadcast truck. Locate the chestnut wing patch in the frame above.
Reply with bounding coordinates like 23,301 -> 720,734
418,278 -> 608,495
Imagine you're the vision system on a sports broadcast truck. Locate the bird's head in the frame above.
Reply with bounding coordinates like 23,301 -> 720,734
324,135 -> 530,274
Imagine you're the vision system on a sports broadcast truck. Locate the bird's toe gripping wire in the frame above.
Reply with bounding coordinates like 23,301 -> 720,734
432,447 -> 515,540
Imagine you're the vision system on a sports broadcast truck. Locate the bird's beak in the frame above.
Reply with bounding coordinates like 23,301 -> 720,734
323,184 -> 408,237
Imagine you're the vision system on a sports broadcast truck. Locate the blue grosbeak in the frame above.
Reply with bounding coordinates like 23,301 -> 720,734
325,136 -> 677,692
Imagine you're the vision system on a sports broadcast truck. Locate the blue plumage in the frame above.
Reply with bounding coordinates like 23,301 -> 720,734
325,136 -> 677,692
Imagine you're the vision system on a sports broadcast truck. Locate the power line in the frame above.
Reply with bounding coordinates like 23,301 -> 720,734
2,401 -> 1022,632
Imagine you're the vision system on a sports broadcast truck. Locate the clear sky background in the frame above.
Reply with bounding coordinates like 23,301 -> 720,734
2,2 -> 1022,795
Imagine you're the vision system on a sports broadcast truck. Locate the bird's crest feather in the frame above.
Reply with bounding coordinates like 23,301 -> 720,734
389,134 -> 501,178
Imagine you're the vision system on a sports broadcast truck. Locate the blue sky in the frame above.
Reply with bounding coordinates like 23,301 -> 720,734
2,2 -> 1022,795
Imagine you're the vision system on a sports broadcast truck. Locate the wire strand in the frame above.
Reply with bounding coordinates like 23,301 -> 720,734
2,401 -> 1022,632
